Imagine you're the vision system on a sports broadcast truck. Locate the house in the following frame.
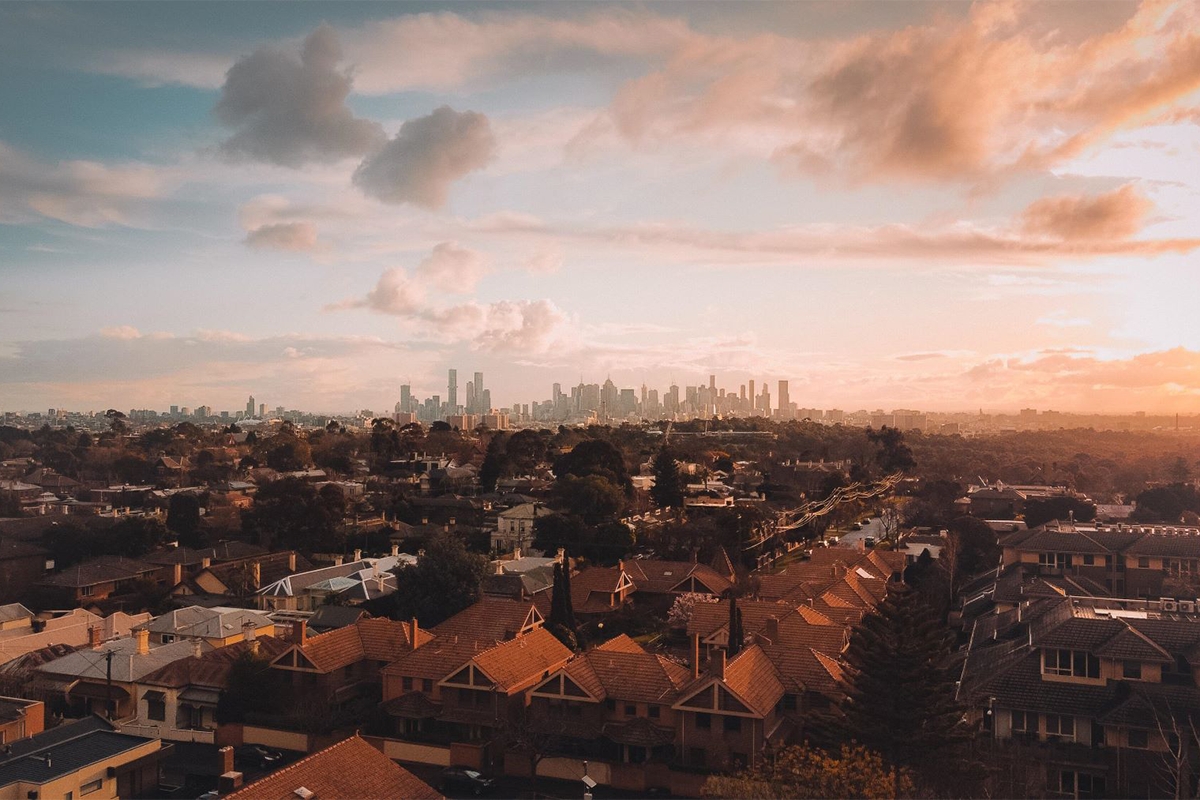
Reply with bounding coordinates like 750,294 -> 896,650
224,734 -> 441,800
256,556 -> 406,611
624,559 -> 734,606
126,635 -> 291,744
39,556 -> 161,604
0,609 -> 151,668
36,629 -> 207,720
543,564 -> 635,616
959,595 -> 1200,798
0,716 -> 169,800
381,599 -> 548,745
481,554 -> 557,601
0,696 -> 43,745
755,549 -> 903,626
136,606 -> 275,647
142,541 -> 267,585
527,635 -> 693,765
491,503 -> 555,552
267,616 -> 431,711
171,551 -> 310,604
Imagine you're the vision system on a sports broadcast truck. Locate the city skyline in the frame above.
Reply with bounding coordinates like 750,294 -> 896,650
3,2 -> 1200,414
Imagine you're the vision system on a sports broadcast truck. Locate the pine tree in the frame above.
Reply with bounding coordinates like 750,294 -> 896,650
546,560 -> 579,650
818,584 -> 976,791
650,448 -> 685,509
726,592 -> 744,657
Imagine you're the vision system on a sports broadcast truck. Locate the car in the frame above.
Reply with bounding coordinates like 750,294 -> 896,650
850,523 -> 862,531
196,792 -> 220,800
862,518 -> 873,525
864,537 -> 876,548
236,745 -> 283,768
440,767 -> 494,796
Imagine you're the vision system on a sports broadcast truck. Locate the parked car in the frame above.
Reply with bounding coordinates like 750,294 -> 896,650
235,745 -> 283,768
850,523 -> 862,531
864,537 -> 876,548
440,767 -> 495,795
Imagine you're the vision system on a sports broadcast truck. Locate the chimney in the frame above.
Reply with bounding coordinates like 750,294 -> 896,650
172,563 -> 183,586
495,561 -> 505,575
193,639 -> 203,658
251,561 -> 261,587
334,555 -> 344,566
691,633 -> 701,679
411,617 -> 420,650
690,548 -> 698,564
618,559 -> 625,573
217,745 -> 235,776
764,616 -> 780,644
513,547 -> 521,561
201,557 -> 211,569
449,517 -> 456,526
218,772 -> 244,794
88,625 -> 103,649
713,650 -> 726,680
136,628 -> 150,655
557,547 -> 566,564
242,620 -> 256,642
288,552 -> 296,571
390,544 -> 399,557
353,549 -> 362,562
421,517 -> 429,525
376,573 -> 385,593
294,619 -> 307,646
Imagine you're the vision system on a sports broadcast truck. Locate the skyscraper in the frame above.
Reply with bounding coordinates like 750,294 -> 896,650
246,395 -> 255,417
473,372 -> 484,412
400,384 -> 411,413
447,369 -> 458,410
778,380 -> 790,416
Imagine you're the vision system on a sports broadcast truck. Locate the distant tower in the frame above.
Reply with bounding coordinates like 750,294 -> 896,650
447,369 -> 458,410
473,372 -> 484,412
400,384 -> 412,413
246,395 -> 255,418
778,380 -> 790,415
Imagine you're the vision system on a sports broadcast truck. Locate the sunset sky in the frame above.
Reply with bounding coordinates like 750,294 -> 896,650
2,1 -> 1199,414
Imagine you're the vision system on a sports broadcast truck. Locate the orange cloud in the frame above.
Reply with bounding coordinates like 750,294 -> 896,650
1020,184 -> 1153,241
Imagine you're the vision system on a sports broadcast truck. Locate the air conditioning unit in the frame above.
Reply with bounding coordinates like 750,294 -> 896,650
1162,599 -> 1178,612
1180,601 -> 1196,613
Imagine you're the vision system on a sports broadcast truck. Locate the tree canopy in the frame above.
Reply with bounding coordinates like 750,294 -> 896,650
702,743 -> 914,800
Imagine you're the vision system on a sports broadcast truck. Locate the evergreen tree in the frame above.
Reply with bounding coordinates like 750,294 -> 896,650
726,592 -> 744,657
817,584 -> 977,793
650,448 -> 685,508
546,560 -> 579,650
479,433 -> 508,493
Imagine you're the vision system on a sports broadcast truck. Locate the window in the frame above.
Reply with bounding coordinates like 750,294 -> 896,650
649,706 -> 660,719
1012,710 -> 1032,733
1123,661 -> 1141,679
423,679 -> 433,692
1128,729 -> 1149,749
783,694 -> 797,711
605,699 -> 616,712
402,677 -> 413,692
1043,649 -> 1099,678
148,699 -> 166,722
80,585 -> 94,597
81,779 -> 103,796
625,704 -> 637,716
1038,552 -> 1071,570
161,634 -> 175,644
1045,714 -> 1075,740
696,712 -> 712,730
723,715 -> 742,733
1138,557 -> 1150,569
1082,554 -> 1095,566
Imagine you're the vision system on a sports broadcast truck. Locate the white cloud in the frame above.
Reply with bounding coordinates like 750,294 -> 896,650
244,221 -> 321,252
415,242 -> 491,294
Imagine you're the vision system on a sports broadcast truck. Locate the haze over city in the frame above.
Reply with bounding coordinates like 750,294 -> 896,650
3,0 -> 1200,414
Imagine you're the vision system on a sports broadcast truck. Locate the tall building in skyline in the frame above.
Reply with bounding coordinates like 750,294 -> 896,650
400,384 -> 411,413
778,380 -> 790,416
447,369 -> 458,411
246,395 -> 255,418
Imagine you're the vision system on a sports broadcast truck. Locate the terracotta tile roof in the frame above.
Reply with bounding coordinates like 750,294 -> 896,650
568,566 -> 630,613
225,735 -> 442,800
624,559 -> 733,595
385,599 -> 544,682
298,617 -> 430,673
41,556 -> 157,588
688,600 -> 800,640
570,647 -> 692,704
720,645 -> 785,716
471,627 -> 572,693
595,634 -> 644,654
139,637 -> 291,689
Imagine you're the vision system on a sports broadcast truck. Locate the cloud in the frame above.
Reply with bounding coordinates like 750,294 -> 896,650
1021,183 -> 1153,241
0,141 -> 168,227
520,248 -> 564,275
895,352 -> 950,362
214,25 -> 385,167
100,325 -> 144,340
353,106 -> 496,209
341,267 -> 427,316
414,242 -> 490,294
244,221 -> 321,252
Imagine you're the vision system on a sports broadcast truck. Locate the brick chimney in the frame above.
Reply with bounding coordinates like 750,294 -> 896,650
88,625 -> 103,649
201,557 -> 211,569
218,772 -> 244,794
764,615 -> 780,644
691,633 -> 701,679
193,639 -> 203,658
251,561 -> 261,587
242,620 -> 256,641
390,544 -> 399,557
288,552 -> 296,571
353,549 -> 362,562
411,617 -> 420,649
136,628 -> 150,655
713,650 -> 726,680
294,618 -> 307,646
217,746 -> 235,776
172,563 -> 183,586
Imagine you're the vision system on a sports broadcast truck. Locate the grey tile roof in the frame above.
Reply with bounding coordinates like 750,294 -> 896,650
0,716 -> 155,788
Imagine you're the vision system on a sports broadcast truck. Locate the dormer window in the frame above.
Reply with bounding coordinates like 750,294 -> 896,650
1122,661 -> 1141,680
1044,648 -> 1100,679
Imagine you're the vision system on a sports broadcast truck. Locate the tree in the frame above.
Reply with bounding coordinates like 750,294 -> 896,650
1023,496 -> 1096,528
650,449 -> 685,508
667,592 -> 718,627
702,743 -> 914,799
553,474 -> 625,522
546,561 -> 579,650
387,533 -> 489,627
241,478 -> 341,552
815,584 -> 976,792
1169,456 -> 1192,483
104,409 -> 128,435
166,493 -> 205,548
867,427 -> 916,474
217,650 -> 277,724
554,439 -> 631,492
726,591 -> 744,657
479,433 -> 509,493
505,429 -> 547,475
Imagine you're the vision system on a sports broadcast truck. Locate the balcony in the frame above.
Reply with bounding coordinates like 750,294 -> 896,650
118,721 -> 215,744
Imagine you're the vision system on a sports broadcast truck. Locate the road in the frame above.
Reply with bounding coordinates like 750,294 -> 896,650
833,516 -> 885,550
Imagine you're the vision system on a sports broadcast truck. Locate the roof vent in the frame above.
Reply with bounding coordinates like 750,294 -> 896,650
294,788 -> 314,799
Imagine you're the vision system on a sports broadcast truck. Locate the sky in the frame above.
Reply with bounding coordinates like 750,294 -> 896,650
1,0 -> 1199,415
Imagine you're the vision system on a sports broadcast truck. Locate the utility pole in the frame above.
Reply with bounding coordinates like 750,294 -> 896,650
105,649 -> 114,720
